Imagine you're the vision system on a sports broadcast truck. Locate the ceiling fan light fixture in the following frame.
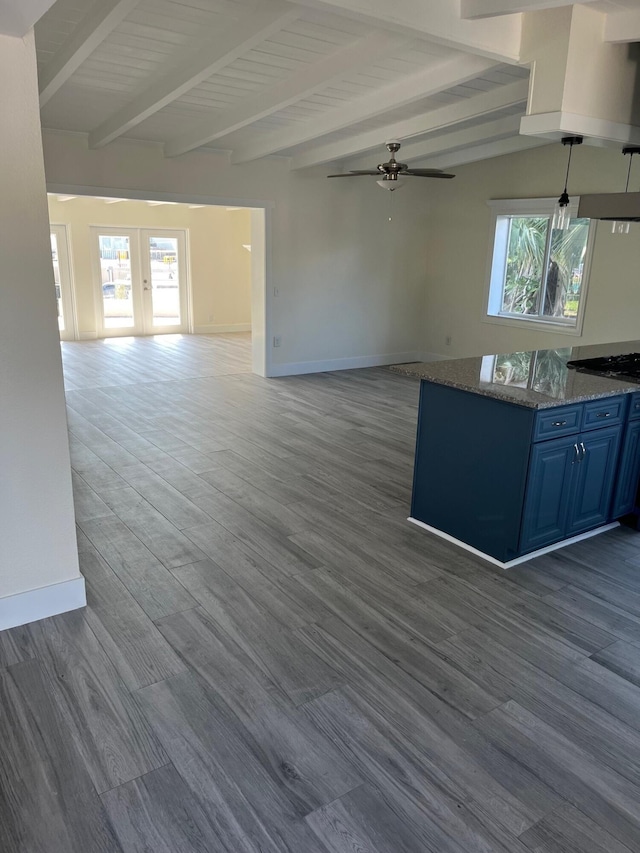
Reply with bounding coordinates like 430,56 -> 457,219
553,136 -> 583,231
376,176 -> 405,191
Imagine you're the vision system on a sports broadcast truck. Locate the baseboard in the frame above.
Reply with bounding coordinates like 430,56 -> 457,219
0,576 -> 87,630
419,351 -> 452,362
407,517 -> 620,569
78,330 -> 97,340
268,351 -> 427,378
194,323 -> 252,334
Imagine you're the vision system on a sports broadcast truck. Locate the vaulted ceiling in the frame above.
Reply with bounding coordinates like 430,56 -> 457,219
28,0 -> 640,173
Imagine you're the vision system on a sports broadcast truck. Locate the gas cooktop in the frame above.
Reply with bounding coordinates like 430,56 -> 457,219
567,352 -> 640,382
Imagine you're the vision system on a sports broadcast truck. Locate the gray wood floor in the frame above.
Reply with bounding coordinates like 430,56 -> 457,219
3,332 -> 640,851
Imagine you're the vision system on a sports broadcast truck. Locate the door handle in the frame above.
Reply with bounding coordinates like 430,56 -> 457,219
579,441 -> 586,461
573,443 -> 580,463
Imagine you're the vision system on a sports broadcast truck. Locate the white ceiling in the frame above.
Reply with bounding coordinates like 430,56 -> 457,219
31,0 -> 640,173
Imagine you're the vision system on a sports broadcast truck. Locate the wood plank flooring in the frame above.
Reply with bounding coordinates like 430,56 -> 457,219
3,332 -> 640,851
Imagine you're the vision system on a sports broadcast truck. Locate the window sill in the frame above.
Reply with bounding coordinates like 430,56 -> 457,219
483,313 -> 584,336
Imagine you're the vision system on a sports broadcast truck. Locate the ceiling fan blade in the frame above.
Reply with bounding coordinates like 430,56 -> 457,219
326,143 -> 457,181
326,171 -> 382,177
403,169 -> 455,179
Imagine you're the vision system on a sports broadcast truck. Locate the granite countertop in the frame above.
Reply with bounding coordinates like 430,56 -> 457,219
392,340 -> 640,409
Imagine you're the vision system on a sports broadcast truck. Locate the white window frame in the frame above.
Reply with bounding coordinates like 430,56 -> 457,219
483,197 -> 596,337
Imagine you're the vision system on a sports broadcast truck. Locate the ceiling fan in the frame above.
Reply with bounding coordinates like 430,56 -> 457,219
327,141 -> 455,190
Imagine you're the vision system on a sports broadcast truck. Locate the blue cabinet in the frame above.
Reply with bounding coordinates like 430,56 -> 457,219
611,420 -> 640,518
568,427 -> 621,535
520,436 -> 576,552
411,382 -> 535,563
411,382 -> 632,562
521,426 -> 622,553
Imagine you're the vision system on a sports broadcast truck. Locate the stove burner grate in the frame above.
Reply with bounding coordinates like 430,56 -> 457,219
567,352 -> 640,381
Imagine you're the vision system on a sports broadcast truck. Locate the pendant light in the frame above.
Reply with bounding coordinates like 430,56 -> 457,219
553,136 -> 583,231
611,146 -> 640,235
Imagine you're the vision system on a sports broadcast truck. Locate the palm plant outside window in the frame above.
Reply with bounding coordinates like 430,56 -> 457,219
486,199 -> 595,335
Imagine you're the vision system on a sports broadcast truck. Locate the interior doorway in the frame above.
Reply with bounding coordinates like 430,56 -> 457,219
47,191 -> 270,377
91,226 -> 188,337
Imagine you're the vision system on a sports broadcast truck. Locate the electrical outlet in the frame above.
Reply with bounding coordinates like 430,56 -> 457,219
273,335 -> 281,348
445,335 -> 452,346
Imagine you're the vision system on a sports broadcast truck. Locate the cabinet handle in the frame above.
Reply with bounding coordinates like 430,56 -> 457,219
552,420 -> 567,427
573,443 -> 580,463
596,412 -> 611,418
580,441 -> 586,461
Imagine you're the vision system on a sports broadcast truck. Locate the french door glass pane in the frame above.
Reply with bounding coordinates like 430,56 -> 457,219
148,236 -> 180,326
99,234 -> 133,328
50,233 -> 63,330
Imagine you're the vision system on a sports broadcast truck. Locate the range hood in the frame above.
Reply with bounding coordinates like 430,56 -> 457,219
578,192 -> 640,222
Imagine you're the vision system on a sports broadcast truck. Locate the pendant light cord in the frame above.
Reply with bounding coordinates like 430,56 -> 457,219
625,151 -> 634,192
563,143 -> 574,193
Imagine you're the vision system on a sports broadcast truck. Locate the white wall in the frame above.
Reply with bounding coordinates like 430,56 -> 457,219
420,143 -> 640,358
0,32 -> 83,628
47,195 -> 252,337
42,133 -> 433,373
41,123 -> 640,371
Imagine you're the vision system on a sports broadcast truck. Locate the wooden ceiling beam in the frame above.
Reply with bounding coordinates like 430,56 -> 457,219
290,77 -> 529,169
415,133 -> 548,169
230,53 -> 498,164
89,1 -> 299,149
39,0 -> 140,107
163,30 -> 408,158
380,113 -> 524,164
287,0 -> 522,61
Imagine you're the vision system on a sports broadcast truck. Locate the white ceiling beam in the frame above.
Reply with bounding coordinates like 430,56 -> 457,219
373,113 -> 523,165
604,10 -> 640,44
164,30 -> 407,158
0,0 -> 57,37
89,1 -> 299,149
288,0 -> 522,61
230,53 -> 498,164
39,0 -> 140,107
417,133 -> 549,169
460,0 -> 596,21
291,77 -> 529,168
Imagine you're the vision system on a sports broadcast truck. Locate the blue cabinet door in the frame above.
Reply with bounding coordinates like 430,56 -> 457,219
611,420 -> 640,518
520,436 -> 577,553
567,425 -> 621,536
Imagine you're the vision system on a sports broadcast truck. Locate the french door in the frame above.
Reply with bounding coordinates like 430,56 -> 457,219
92,227 -> 189,336
50,224 -> 76,341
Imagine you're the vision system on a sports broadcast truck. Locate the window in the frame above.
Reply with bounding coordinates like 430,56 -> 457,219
485,198 -> 595,335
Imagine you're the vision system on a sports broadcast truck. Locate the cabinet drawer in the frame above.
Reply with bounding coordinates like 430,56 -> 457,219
582,396 -> 625,431
628,392 -> 640,421
533,406 -> 581,441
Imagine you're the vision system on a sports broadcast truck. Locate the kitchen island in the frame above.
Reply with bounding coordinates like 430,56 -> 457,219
396,341 -> 640,567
